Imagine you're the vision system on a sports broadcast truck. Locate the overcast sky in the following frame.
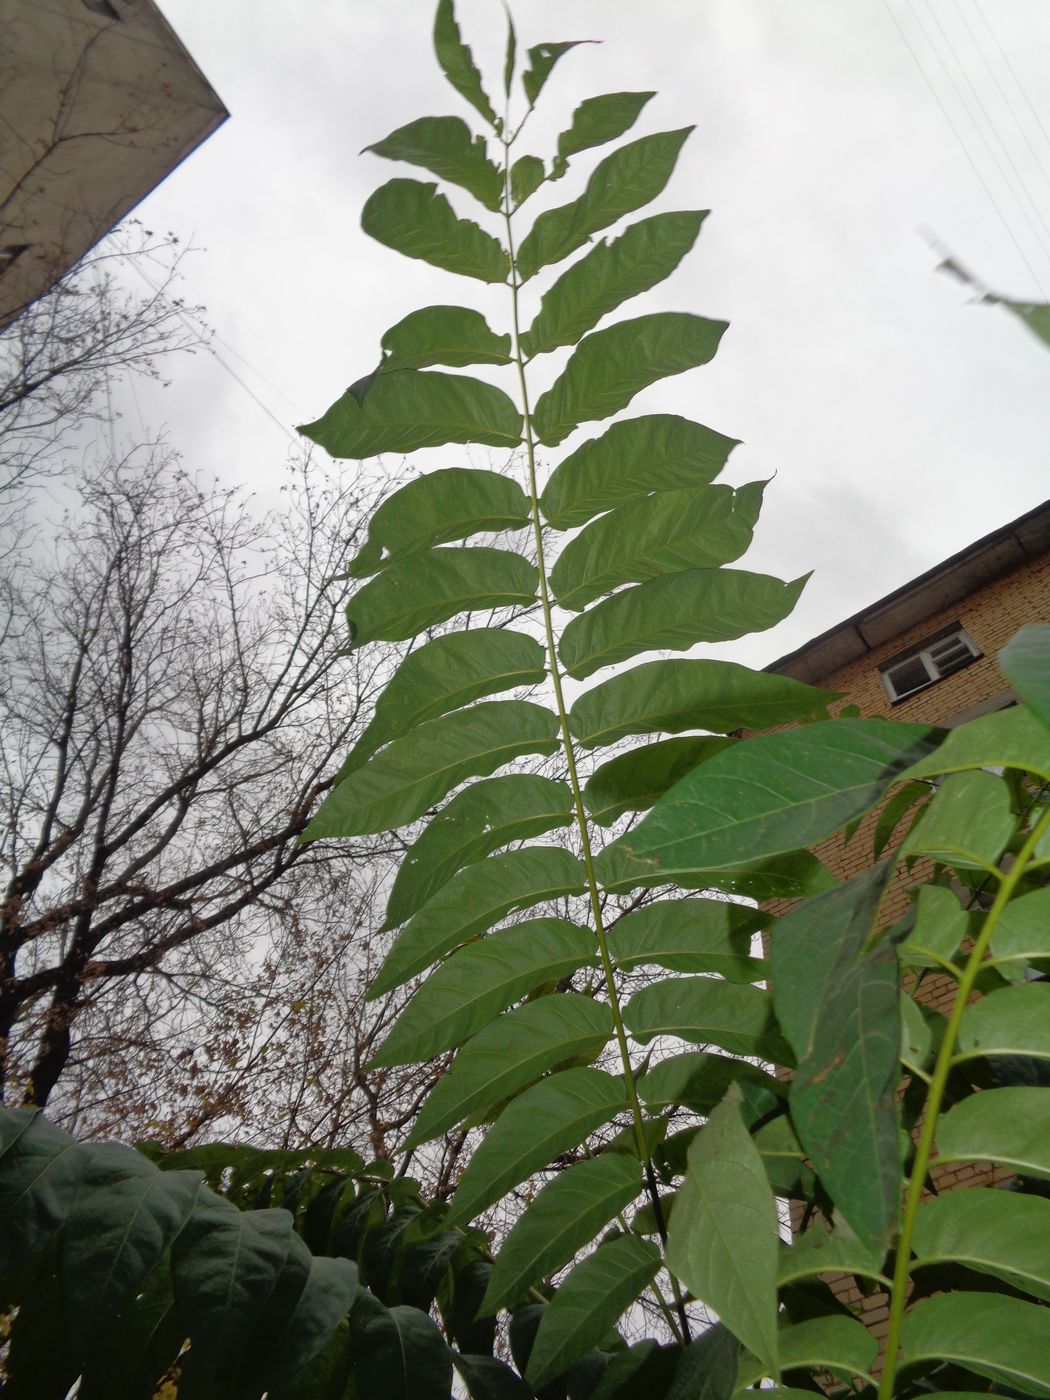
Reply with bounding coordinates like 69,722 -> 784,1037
131,0 -> 1050,667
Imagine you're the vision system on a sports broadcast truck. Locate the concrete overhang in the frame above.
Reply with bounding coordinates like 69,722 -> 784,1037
0,0 -> 227,329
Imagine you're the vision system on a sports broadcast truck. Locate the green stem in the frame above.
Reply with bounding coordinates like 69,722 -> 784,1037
878,801 -> 1050,1398
501,137 -> 691,1346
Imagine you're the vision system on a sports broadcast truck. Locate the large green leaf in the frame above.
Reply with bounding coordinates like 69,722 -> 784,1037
624,977 -> 792,1064
404,995 -> 613,1149
596,718 -> 936,887
540,413 -> 738,530
345,548 -> 537,646
569,658 -> 834,749
521,40 -> 590,107
913,1188 -> 1050,1301
482,1155 -> 642,1312
370,851 -> 587,996
936,1086 -> 1050,1179
553,91 -> 655,174
533,313 -> 727,447
901,703 -> 1050,783
0,1108 -> 85,1284
760,1316 -> 877,1387
522,211 -> 705,358
608,898 -> 763,981
351,1291 -> 453,1400
551,480 -> 764,610
583,737 -> 734,826
771,861 -> 900,1254
900,1292 -> 1050,1398
989,888 -> 1050,969
340,629 -> 545,778
1000,622 -> 1050,730
638,1051 -> 784,1117
301,368 -> 520,460
957,983 -> 1050,1061
384,773 -> 573,929
306,700 -> 559,839
377,305 -> 511,374
433,0 -> 497,127
453,1353 -> 533,1400
445,1069 -> 628,1228
560,569 -> 807,681
665,1325 -> 739,1400
900,768 -> 1015,870
347,470 -> 530,578
361,179 -> 509,282
366,117 -> 502,211
370,920 -> 598,1066
666,1086 -> 779,1378
77,1259 -> 182,1400
517,128 -> 694,281
526,1236 -> 661,1389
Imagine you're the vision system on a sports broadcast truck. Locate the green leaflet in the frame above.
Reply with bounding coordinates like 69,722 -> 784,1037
552,91 -> 656,177
913,1188 -> 1050,1302
559,569 -> 808,681
901,702 -> 1050,783
347,470 -> 529,578
583,737 -> 734,826
1002,298 -> 1050,350
370,850 -> 587,996
445,1069 -> 627,1228
1000,622 -> 1050,729
776,1230 -> 886,1288
384,773 -> 573,930
624,977 -> 793,1065
522,211 -> 705,358
596,718 -> 936,887
551,480 -> 763,610
362,178 -> 509,282
742,1316 -> 877,1388
601,847 -> 837,900
365,117 -> 502,211
433,0 -> 497,128
378,305 -> 511,374
240,1252 -> 360,1397
638,1051 -> 784,1117
306,700 -> 559,840
510,154 -> 544,208
936,1086 -> 1050,1179
608,898 -> 763,981
989,888 -> 1050,969
351,1292 -> 453,1400
956,982 -> 1050,1060
533,312 -> 727,446
666,1086 -> 780,1379
404,995 -> 613,1149
665,1325 -> 739,1400
540,413 -> 738,530
569,658 -> 834,749
525,1236 -> 660,1389
503,10 -> 515,98
0,1108 -> 85,1283
482,1155 -> 642,1312
517,128 -> 694,281
453,1353 -> 533,1400
900,768 -> 1016,870
522,41 -> 589,107
77,1260 -> 182,1400
899,884 -> 970,971
770,862 -> 900,1255
370,921 -> 598,1067
345,548 -> 537,645
340,630 -> 545,779
301,368 -> 520,460
900,1292 -> 1050,1398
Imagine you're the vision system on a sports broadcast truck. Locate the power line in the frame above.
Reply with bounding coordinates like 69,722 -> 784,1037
971,0 -> 1050,157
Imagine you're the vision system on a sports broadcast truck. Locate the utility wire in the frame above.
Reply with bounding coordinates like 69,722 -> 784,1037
971,0 -> 1050,156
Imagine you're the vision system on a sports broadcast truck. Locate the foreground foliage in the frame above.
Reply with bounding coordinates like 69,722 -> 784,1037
2,4 -> 1048,1397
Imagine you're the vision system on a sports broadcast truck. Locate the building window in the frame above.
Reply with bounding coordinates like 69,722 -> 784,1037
880,624 -> 981,703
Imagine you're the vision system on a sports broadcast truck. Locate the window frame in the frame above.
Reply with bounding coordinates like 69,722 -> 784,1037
879,623 -> 982,704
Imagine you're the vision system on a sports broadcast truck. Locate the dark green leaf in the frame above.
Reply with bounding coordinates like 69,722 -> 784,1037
936,1086 -> 1050,1179
638,1051 -> 784,1117
361,178 -> 508,281
913,1188 -> 1050,1301
246,1254 -> 360,1394
551,480 -> 764,610
533,313 -> 726,446
900,768 -> 1015,870
434,0 -> 498,127
625,977 -> 792,1064
345,547 -> 536,646
601,846 -> 837,901
0,1108 -> 85,1284
351,1290 -> 453,1400
522,211 -> 705,358
1000,623 -> 1050,729
665,1324 -> 739,1400
608,898 -> 763,980
445,1069 -> 628,1227
957,982 -> 1050,1061
990,888 -> 1050,970
384,772 -> 572,929
872,779 -> 929,859
370,850 -> 587,996
771,861 -> 900,1254
405,995 -> 613,1148
517,128 -> 694,281
553,92 -> 656,176
77,1257 -> 183,1400
454,1352 -> 534,1400
526,1236 -> 660,1389
510,155 -> 545,209
901,1292 -> 1050,1397
902,703 -> 1050,783
370,920 -> 598,1066
366,117 -> 502,211
596,718 -> 936,887
583,737 -> 734,826
559,569 -> 808,681
503,8 -> 516,98
378,305 -> 511,374
301,367 -> 520,459
540,415 -> 738,531
522,41 -> 590,107
483,1155 -> 642,1311
569,658 -> 834,748
666,1085 -> 779,1378
307,700 -> 559,839
2,1266 -> 80,1400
